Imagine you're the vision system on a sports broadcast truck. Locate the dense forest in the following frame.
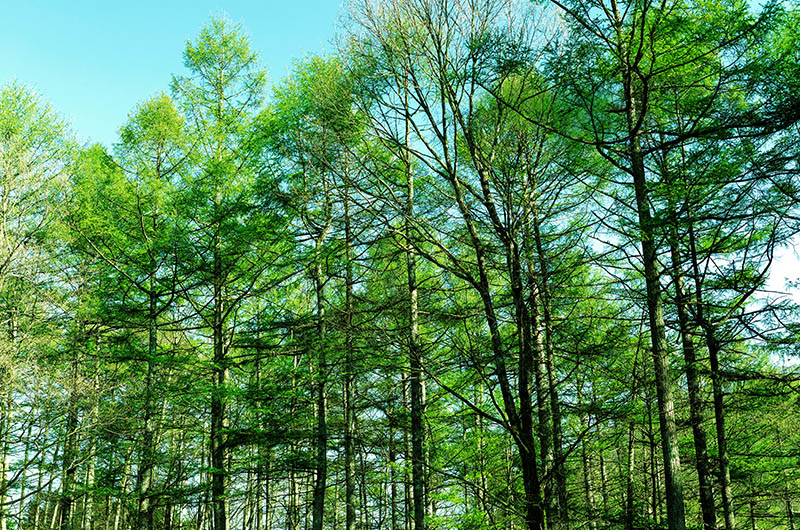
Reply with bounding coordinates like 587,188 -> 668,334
2,1 -> 800,530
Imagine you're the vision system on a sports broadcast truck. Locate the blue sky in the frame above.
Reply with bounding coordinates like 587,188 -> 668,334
1,1 -> 343,147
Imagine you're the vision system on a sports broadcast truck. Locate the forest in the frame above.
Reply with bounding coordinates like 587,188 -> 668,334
1,1 -> 800,530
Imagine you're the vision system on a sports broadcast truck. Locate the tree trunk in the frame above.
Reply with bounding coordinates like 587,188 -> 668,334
311,259 -> 328,530
448,165 -> 544,530
288,353 -> 300,530
688,222 -> 735,530
17,420 -> 35,528
402,373 -> 413,530
627,76 -> 686,530
509,237 -> 545,530
582,417 -> 597,530
50,487 -> 61,530
531,213 -> 567,527
40,442 -> 60,530
625,423 -> 636,530
390,424 -> 399,530
211,242 -> 229,530
60,353 -> 81,530
343,184 -> 357,530
599,447 -> 608,515
34,423 -> 52,530
521,167 -> 553,527
84,388 -> 98,530
402,89 -> 427,530
530,294 -> 554,526
667,228 -> 717,530
136,286 -> 159,530
114,444 -> 134,530
406,186 -> 426,530
0,390 -> 10,530
609,2 -> 687,527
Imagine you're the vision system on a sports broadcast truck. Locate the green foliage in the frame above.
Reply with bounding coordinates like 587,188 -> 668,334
2,5 -> 800,530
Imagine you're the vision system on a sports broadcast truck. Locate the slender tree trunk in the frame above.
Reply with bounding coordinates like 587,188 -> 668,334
311,258 -> 328,530
599,448 -> 608,515
136,286 -> 159,530
530,294 -> 554,525
448,167 -> 544,530
84,388 -> 98,530
211,235 -> 229,530
401,89 -> 427,530
667,226 -> 717,530
402,374 -> 413,530
631,123 -> 686,530
17,419 -> 35,528
288,353 -> 300,530
50,487 -> 61,530
198,441 -> 208,530
103,494 -> 110,530
531,213 -> 567,527
390,424 -> 399,530
625,422 -> 636,530
163,438 -> 174,530
254,350 -> 264,530
287,472 -> 296,530
60,352 -> 81,530
343,184 -> 357,530
34,423 -> 51,530
264,452 -> 272,530
242,462 -> 252,530
521,169 -> 553,527
406,186 -> 425,530
624,341 -> 642,530
609,3 -> 686,527
627,82 -> 686,530
422,377 -> 433,521
39,442 -> 60,530
360,449 -> 368,530
0,390 -> 10,530
688,222 -> 735,530
114,444 -> 134,530
582,417 -> 597,530
509,238 -> 545,530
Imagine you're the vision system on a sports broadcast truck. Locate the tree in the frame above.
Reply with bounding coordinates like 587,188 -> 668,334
0,81 -> 72,530
65,93 -> 189,530
171,16 -> 268,530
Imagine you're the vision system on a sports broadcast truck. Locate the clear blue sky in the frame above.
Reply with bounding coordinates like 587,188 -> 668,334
1,1 -> 343,147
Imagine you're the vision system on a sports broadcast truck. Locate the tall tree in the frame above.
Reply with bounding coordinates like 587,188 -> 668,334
66,93 -> 189,530
171,17 -> 267,530
0,82 -> 71,530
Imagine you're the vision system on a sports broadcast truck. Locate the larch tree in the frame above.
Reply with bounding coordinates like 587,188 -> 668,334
171,16 -> 269,530
0,81 -> 72,530
65,93 -> 189,530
